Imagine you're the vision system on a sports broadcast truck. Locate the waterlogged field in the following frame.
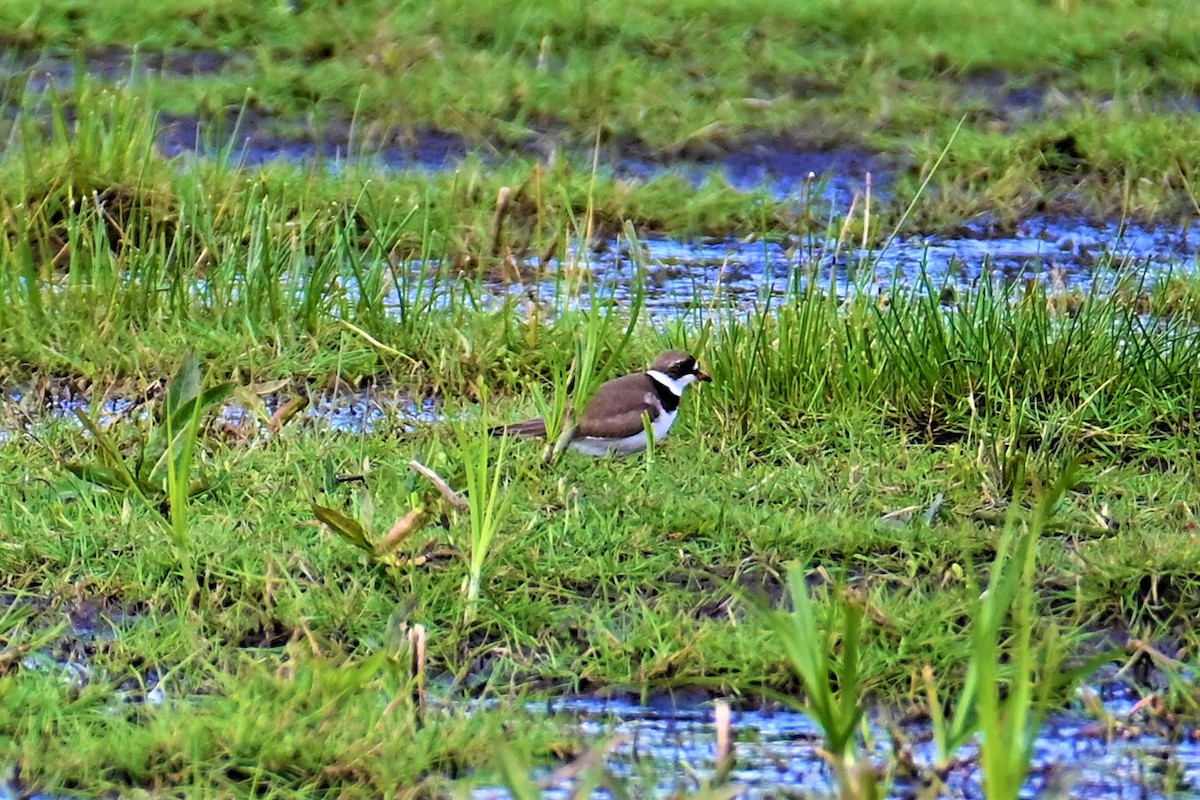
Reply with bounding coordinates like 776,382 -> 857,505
3,0 -> 1200,232
2,1 -> 1200,798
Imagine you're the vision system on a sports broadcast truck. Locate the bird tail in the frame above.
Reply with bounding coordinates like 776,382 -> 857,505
487,418 -> 548,438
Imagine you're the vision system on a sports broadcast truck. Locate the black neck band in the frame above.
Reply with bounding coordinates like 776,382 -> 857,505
648,374 -> 681,412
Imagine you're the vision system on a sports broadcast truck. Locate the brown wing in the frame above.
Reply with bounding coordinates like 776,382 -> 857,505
488,418 -> 547,438
574,374 -> 661,439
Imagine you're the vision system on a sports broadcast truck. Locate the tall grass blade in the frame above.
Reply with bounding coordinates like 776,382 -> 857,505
761,565 -> 875,798
456,389 -> 517,623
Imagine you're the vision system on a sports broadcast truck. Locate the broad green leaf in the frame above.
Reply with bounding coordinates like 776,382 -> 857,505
162,351 -> 201,423
313,503 -> 373,552
64,463 -> 134,493
70,409 -> 143,497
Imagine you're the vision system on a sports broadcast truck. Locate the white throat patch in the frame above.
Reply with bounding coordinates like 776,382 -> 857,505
646,369 -> 691,396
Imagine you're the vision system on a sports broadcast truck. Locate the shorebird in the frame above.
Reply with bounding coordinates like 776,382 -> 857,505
489,350 -> 711,456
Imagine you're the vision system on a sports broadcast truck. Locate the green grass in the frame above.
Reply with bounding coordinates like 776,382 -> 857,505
0,79 -> 822,389
3,634 -> 570,796
4,293 -> 1200,793
2,78 -> 1199,396
1,8 -> 1200,793
3,0 -> 1200,227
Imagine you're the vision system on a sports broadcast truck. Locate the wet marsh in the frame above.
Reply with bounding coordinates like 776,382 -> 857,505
3,1 -> 1200,797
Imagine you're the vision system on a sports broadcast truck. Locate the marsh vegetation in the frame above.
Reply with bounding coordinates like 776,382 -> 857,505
2,1 -> 1200,797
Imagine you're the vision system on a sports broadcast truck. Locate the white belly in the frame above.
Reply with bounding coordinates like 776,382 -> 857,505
570,409 -> 678,456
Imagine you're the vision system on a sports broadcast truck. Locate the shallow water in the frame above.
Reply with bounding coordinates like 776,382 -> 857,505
474,686 -> 1200,799
2,49 -> 878,203
6,593 -> 1199,799
410,214 -> 1197,321
6,50 -> 1199,312
0,384 -> 438,444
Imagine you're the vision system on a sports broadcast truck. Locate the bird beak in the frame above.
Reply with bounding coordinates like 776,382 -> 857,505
696,370 -> 712,383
